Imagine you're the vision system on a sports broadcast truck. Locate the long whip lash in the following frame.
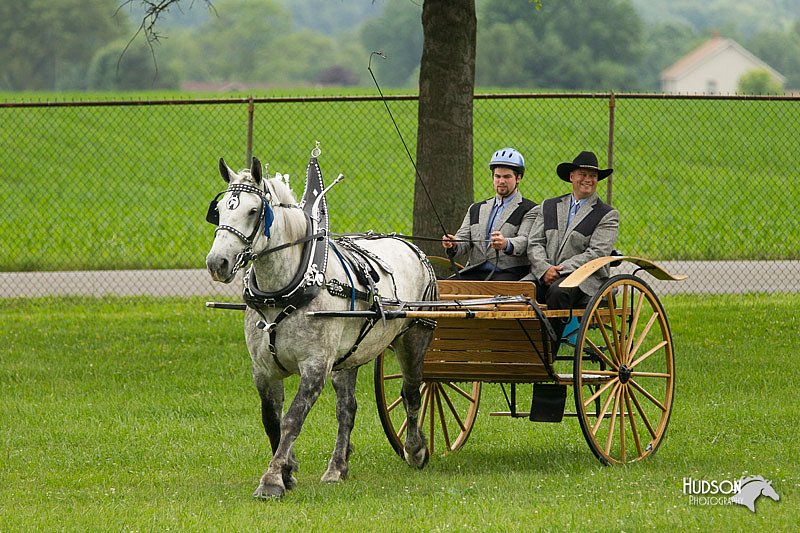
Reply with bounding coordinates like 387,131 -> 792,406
368,51 -> 449,237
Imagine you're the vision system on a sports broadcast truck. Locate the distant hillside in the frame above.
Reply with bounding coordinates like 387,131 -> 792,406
630,0 -> 800,36
120,0 -> 385,34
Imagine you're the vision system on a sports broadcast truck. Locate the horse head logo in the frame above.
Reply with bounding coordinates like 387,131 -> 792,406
729,476 -> 780,513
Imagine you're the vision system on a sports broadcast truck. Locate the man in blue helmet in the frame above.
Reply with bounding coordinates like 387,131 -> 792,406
441,147 -> 538,280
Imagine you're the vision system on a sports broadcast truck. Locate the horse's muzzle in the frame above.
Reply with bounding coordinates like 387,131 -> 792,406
206,253 -> 235,283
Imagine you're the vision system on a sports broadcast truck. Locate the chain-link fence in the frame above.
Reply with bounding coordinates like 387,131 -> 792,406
1,93 -> 797,297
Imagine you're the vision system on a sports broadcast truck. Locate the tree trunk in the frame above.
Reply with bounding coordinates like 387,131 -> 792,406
414,0 -> 476,266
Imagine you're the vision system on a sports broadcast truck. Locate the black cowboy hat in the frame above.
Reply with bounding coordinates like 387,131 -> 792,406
556,151 -> 613,182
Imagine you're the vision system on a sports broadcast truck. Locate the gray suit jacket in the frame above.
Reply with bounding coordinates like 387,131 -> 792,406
523,192 -> 619,296
451,193 -> 538,274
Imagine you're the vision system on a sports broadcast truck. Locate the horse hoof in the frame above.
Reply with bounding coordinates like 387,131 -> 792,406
321,467 -> 348,483
403,445 -> 430,469
283,474 -> 298,491
253,482 -> 284,500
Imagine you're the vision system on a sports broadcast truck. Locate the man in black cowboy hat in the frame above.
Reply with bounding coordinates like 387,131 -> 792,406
523,151 -> 619,340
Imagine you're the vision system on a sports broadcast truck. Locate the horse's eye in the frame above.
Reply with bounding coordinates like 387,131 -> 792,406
249,207 -> 259,216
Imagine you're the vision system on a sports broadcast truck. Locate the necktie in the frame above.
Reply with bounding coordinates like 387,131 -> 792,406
568,201 -> 580,225
486,202 -> 501,245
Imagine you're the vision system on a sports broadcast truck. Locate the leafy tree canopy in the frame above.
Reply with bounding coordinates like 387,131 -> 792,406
0,0 -> 127,90
476,0 -> 644,90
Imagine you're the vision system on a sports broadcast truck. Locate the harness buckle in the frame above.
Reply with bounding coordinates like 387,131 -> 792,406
256,320 -> 276,332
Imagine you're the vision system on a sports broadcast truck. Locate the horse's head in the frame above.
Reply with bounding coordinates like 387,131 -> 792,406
205,157 -> 298,283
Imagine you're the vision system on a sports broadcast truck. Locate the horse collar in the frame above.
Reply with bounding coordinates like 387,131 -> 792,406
243,155 -> 330,311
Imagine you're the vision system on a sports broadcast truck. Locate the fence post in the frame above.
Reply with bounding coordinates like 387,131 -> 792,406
245,97 -> 255,166
606,91 -> 615,206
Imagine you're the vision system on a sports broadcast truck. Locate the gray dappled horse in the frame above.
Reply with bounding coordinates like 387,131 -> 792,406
205,157 -> 435,499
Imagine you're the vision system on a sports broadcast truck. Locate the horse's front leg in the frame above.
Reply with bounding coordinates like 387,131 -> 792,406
253,362 -> 327,500
254,376 -> 298,491
395,324 -> 432,469
321,367 -> 358,483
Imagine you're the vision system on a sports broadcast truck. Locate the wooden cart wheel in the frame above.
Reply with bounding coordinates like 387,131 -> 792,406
374,345 -> 481,457
572,274 -> 675,465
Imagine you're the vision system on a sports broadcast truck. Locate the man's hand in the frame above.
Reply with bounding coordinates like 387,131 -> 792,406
489,231 -> 507,251
442,234 -> 456,249
542,265 -> 563,285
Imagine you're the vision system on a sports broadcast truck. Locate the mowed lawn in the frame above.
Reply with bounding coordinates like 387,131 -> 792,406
0,294 -> 797,530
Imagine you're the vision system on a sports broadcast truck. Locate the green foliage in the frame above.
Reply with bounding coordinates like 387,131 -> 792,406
287,0 -> 383,36
635,22 -> 705,91
0,294 -> 797,529
737,69 -> 784,95
747,27 -> 800,89
156,0 -> 369,87
359,2 -> 424,88
87,40 -> 180,90
631,0 -> 800,37
0,0 -> 128,90
3,1 -> 800,92
477,0 -> 645,90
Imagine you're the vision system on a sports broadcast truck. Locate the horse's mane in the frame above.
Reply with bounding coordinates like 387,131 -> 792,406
266,175 -> 297,205
232,168 -> 297,205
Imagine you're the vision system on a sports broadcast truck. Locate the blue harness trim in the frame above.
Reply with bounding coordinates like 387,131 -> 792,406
328,240 -> 358,310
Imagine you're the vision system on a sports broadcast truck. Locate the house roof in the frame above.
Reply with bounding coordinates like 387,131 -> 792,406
660,35 -> 785,83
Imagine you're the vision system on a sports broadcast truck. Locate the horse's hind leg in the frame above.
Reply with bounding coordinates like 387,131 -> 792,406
321,367 -> 358,483
253,362 -> 327,500
254,377 -> 298,491
394,323 -> 433,469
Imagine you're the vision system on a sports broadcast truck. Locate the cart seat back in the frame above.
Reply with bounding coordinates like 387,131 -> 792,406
424,280 -> 553,383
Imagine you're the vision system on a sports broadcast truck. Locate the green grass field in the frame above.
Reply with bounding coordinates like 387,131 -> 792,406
1,91 -> 798,273
1,294 -> 797,530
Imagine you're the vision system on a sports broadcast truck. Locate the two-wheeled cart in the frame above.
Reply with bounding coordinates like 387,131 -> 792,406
373,256 -> 686,465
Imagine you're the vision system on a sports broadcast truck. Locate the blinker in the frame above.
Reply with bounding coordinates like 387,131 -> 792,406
206,199 -> 220,225
205,185 -> 274,241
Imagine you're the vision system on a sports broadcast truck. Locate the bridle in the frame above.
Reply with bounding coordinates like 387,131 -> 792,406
206,181 -> 294,276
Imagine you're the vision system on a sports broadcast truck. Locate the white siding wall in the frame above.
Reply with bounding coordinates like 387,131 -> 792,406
666,49 -> 769,94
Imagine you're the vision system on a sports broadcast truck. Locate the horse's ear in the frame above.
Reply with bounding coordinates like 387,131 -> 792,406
218,158 -> 231,183
251,157 -> 263,184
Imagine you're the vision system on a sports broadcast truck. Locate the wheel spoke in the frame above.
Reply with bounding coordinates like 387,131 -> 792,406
630,371 -> 671,378
592,381 -> 620,436
396,417 -> 408,440
383,372 -> 403,380
629,377 -> 667,412
625,290 -> 646,356
585,337 -> 618,370
628,387 -> 657,439
434,386 -> 452,451
625,386 -> 644,457
592,308 -> 619,365
619,284 -> 629,364
445,381 -> 478,401
440,383 -> 467,432
629,340 -> 668,370
628,311 -> 658,362
419,383 -> 431,426
581,369 -> 619,376
386,394 -> 404,413
607,288 -> 623,364
583,376 -> 618,409
604,386 -> 622,455
619,385 -> 627,462
428,385 -> 436,455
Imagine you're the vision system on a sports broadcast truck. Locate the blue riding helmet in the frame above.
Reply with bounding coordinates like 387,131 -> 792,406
489,147 -> 525,176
